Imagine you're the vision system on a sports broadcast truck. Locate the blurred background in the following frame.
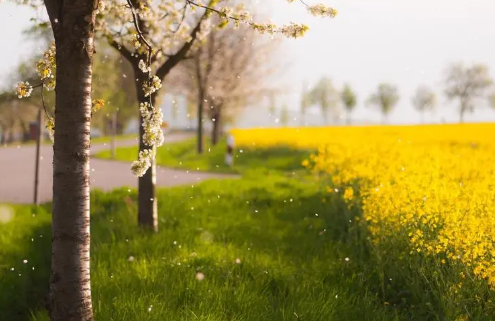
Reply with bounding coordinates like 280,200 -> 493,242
2,0 -> 495,145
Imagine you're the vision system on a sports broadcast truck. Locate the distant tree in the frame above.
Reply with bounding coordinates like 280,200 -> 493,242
170,21 -> 278,149
444,63 -> 493,123
340,84 -> 357,125
0,58 -> 43,143
490,93 -> 495,112
268,91 -> 278,118
0,92 -> 39,143
205,31 -> 278,145
186,95 -> 197,129
367,83 -> 399,123
300,82 -> 311,125
0,92 -> 18,144
280,104 -> 290,126
412,86 -> 436,124
309,77 -> 339,124
92,43 -> 138,136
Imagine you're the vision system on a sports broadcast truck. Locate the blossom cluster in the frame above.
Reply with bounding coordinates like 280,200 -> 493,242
130,102 -> 165,177
251,22 -> 311,39
131,148 -> 156,177
138,60 -> 151,73
142,76 -> 162,97
92,99 -> 105,113
45,117 -> 55,143
307,4 -> 338,18
139,102 -> 165,147
15,81 -> 33,99
37,43 -> 56,91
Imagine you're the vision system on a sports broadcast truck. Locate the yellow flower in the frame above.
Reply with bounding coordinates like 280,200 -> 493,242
229,124 -> 495,288
91,99 -> 105,113
343,187 -> 354,202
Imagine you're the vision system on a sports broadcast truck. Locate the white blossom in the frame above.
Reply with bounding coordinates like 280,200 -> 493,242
138,60 -> 151,73
16,81 -> 33,98
139,102 -> 164,147
307,4 -> 338,18
131,148 -> 155,177
143,76 -> 162,97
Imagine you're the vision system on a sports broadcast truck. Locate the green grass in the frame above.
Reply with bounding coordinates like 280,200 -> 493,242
4,140 -> 494,320
90,133 -> 138,144
95,138 -> 311,174
0,173 -> 408,321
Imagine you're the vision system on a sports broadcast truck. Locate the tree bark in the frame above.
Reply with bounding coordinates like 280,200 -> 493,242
45,1 -> 96,320
0,128 -> 6,144
6,129 -> 13,144
197,93 -> 204,154
20,121 -> 31,142
211,107 -> 221,146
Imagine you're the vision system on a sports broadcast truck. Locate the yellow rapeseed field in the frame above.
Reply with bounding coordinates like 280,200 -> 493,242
232,124 -> 495,286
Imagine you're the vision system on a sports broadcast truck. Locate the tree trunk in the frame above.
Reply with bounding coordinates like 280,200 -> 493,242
138,140 -> 158,231
0,128 -> 5,144
211,108 -> 221,146
197,90 -> 204,154
133,67 -> 158,232
46,1 -> 96,320
19,121 -> 30,142
6,129 -> 13,144
459,100 -> 468,124
33,107 -> 43,206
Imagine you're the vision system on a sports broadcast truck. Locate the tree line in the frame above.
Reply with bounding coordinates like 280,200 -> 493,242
296,63 -> 495,125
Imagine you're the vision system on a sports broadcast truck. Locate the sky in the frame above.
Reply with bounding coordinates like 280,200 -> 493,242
1,0 -> 495,125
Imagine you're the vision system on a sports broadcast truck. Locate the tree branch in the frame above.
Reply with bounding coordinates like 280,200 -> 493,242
108,39 -> 134,63
155,16 -> 204,81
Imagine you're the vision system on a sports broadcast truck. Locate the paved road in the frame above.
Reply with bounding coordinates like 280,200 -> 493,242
0,133 -> 236,204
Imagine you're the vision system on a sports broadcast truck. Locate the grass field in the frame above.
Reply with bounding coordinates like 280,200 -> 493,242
0,172 -> 406,321
95,138 -> 311,174
3,124 -> 495,320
